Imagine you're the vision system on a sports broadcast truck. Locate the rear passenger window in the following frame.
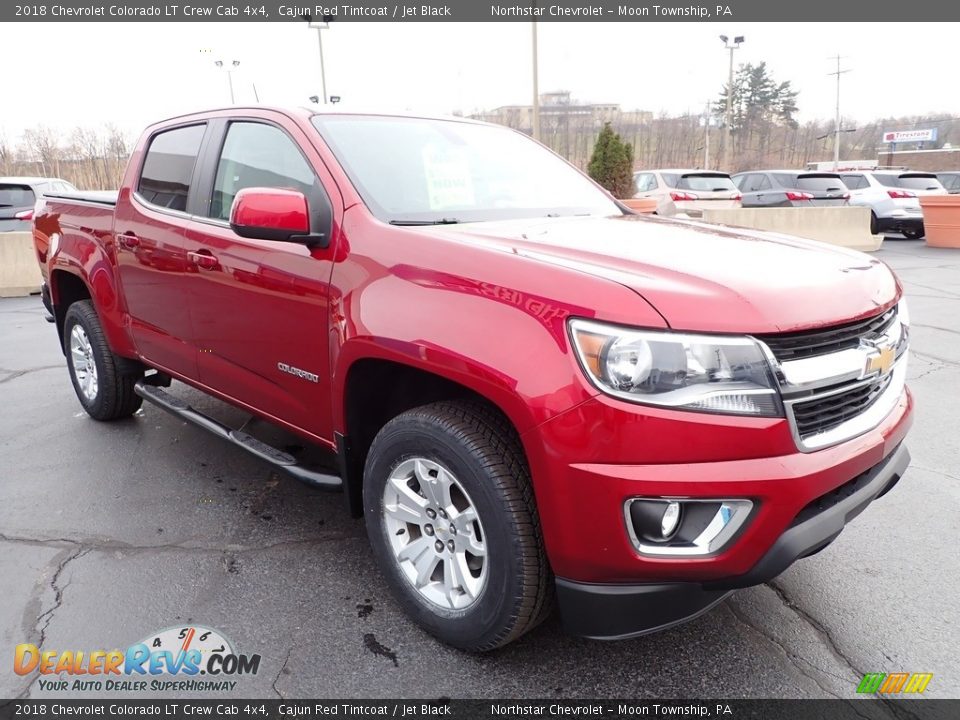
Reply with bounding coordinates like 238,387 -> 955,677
209,122 -> 319,221
138,124 -> 206,212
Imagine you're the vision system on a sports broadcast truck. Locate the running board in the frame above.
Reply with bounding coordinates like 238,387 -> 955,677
134,381 -> 343,491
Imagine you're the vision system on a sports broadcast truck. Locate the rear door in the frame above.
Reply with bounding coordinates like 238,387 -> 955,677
183,116 -> 341,439
895,173 -> 947,196
676,172 -> 741,206
114,122 -> 208,378
789,173 -> 849,206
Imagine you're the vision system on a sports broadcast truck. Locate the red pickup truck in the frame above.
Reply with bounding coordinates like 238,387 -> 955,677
32,107 -> 912,651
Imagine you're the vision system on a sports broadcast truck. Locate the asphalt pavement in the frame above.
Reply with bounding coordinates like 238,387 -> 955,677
1,239 -> 958,703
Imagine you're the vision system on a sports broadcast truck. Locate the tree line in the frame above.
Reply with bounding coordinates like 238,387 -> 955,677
0,125 -> 132,190
4,64 -> 960,192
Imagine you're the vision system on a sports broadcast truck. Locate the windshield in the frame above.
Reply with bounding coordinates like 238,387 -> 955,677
674,174 -> 737,192
0,184 -> 35,208
311,115 -> 620,223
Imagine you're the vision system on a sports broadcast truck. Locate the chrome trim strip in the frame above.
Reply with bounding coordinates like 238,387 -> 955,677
758,314 -> 906,397
623,498 -> 754,557
784,356 -> 907,452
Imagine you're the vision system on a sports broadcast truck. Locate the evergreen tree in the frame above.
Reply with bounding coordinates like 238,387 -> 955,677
588,123 -> 635,198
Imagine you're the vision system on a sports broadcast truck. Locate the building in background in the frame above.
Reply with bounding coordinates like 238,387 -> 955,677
473,91 -> 652,168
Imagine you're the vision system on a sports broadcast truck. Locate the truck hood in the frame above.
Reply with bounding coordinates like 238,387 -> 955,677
422,214 -> 898,334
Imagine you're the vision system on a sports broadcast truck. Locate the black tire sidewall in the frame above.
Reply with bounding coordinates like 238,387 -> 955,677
363,416 -> 524,650
64,303 -> 110,417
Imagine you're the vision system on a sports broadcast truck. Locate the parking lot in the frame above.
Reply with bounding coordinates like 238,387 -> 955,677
1,239 -> 958,701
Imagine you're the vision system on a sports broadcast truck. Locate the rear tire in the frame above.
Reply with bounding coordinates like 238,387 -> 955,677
363,400 -> 551,651
870,212 -> 879,236
64,300 -> 143,421
902,228 -> 923,240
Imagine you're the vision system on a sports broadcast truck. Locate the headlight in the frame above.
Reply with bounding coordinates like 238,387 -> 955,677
569,319 -> 782,417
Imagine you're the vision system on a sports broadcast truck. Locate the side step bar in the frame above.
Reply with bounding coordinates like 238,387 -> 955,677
134,381 -> 343,491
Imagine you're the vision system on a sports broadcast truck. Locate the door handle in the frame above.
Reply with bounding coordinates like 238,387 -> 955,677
118,232 -> 140,250
188,250 -> 220,270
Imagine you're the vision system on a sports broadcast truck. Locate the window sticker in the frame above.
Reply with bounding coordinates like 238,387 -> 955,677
422,143 -> 475,210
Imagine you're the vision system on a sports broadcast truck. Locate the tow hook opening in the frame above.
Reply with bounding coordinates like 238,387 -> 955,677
625,498 -> 753,557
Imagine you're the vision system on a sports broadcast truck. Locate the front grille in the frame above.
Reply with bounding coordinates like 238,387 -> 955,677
792,373 -> 892,437
759,307 -> 896,361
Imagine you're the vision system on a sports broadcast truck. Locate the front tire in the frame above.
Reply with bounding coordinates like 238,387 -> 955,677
64,300 -> 142,421
902,228 -> 924,240
363,400 -> 551,651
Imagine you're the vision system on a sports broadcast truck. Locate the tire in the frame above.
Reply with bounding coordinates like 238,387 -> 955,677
64,300 -> 143,421
902,228 -> 923,240
363,400 -> 551,651
869,212 -> 879,236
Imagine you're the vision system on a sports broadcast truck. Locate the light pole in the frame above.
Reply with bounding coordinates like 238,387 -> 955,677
531,20 -> 541,141
306,14 -> 332,104
719,34 -> 744,169
214,60 -> 240,103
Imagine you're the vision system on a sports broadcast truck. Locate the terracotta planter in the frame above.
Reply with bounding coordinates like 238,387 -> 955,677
621,198 -> 658,214
919,195 -> 960,248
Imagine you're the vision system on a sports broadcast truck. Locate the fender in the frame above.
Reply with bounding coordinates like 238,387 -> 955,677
47,220 -> 137,359
328,210 -> 668,440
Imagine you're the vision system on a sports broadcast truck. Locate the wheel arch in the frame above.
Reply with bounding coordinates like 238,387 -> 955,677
336,354 -> 535,518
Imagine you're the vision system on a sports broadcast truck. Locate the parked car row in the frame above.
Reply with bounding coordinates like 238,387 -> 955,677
633,167 -> 952,239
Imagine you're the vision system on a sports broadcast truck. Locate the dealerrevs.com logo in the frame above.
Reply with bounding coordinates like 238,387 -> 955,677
14,625 -> 261,693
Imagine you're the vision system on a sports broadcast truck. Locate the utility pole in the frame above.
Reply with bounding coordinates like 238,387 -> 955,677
829,54 -> 851,171
703,101 -> 712,169
719,35 -> 744,169
532,19 -> 541,141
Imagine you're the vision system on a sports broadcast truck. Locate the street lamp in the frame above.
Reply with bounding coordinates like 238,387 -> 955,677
305,13 -> 334,104
214,59 -> 240,104
719,34 -> 744,169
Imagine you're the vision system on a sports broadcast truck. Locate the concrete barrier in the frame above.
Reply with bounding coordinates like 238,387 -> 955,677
701,207 -> 882,252
0,231 -> 43,298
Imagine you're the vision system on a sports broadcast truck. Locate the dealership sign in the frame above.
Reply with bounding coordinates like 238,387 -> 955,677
883,128 -> 937,143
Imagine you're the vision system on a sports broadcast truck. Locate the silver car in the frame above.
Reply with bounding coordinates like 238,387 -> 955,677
839,171 -> 947,239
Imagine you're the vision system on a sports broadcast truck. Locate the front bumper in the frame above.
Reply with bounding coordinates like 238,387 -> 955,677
554,442 -> 910,639
523,373 -> 913,639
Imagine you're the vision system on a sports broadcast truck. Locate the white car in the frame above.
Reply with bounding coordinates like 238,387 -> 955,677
839,170 -> 947,239
633,169 -> 741,217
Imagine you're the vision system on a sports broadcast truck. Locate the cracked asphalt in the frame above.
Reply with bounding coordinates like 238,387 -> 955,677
1,240 -> 958,703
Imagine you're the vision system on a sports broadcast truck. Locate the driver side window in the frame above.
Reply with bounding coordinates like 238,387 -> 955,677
209,122 -> 320,221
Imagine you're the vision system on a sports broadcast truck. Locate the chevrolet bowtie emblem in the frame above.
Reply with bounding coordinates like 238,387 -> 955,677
864,344 -> 896,377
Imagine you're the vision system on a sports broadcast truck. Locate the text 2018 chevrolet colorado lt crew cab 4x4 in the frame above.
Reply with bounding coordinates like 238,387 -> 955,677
32,107 -> 912,651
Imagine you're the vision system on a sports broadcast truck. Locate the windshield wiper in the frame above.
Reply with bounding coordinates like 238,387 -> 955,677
389,218 -> 460,226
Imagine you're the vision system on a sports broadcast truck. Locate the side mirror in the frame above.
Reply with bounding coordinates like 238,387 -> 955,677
229,187 -> 327,247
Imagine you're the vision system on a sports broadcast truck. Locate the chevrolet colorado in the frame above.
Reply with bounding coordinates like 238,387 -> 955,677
32,107 -> 912,651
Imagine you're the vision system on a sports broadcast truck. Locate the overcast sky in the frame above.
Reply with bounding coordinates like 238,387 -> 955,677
4,22 -> 959,144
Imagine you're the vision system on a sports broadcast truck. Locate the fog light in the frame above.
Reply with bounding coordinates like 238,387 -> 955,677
625,498 -> 754,556
661,501 -> 681,538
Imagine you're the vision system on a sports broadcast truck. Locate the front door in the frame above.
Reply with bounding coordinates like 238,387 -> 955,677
184,118 -> 340,440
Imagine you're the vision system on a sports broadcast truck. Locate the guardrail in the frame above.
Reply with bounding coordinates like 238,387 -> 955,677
701,207 -> 882,252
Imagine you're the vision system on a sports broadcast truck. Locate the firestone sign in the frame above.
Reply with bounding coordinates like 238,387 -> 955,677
883,128 -> 937,143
